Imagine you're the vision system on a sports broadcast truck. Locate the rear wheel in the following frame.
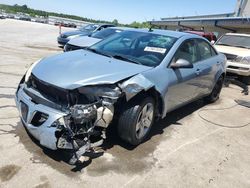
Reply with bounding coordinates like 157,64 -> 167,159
118,97 -> 155,145
205,76 -> 224,103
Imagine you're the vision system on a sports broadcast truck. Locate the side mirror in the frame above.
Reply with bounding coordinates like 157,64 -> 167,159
170,59 -> 193,69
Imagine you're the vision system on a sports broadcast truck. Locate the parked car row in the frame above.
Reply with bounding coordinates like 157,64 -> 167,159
64,27 -> 128,51
0,14 -> 6,19
0,13 -> 49,23
57,23 -> 115,46
54,21 -> 77,28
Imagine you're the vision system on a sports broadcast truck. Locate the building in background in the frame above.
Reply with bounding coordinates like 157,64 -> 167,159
150,0 -> 250,37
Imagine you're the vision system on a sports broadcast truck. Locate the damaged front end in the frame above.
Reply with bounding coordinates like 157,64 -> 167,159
16,74 -> 121,165
16,66 -> 159,165
54,86 -> 120,164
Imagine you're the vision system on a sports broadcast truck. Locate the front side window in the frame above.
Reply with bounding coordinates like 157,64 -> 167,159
173,40 -> 199,64
91,28 -> 121,39
89,31 -> 178,67
80,24 -> 98,32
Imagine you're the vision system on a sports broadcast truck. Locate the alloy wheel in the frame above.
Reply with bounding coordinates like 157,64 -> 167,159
135,102 -> 154,139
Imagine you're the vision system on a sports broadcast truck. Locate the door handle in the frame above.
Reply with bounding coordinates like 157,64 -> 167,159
195,69 -> 201,76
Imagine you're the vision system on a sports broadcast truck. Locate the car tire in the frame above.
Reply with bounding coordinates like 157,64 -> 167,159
205,76 -> 224,103
240,76 -> 250,85
118,97 -> 155,146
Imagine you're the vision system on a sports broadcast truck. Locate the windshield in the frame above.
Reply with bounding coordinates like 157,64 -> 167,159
89,31 -> 177,67
216,35 -> 250,49
79,24 -> 98,32
91,28 -> 121,39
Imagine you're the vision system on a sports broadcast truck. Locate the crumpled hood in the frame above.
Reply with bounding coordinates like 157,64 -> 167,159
32,50 -> 152,90
68,36 -> 101,47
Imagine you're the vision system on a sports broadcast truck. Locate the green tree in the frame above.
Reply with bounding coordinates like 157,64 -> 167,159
22,4 -> 28,9
112,19 -> 119,25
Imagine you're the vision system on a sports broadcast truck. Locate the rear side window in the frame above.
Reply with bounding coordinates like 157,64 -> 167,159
196,39 -> 216,60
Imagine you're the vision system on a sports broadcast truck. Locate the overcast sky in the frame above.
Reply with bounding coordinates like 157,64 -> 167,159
0,0 -> 237,24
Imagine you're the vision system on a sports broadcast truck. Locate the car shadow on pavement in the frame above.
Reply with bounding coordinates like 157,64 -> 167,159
103,99 -> 206,151
20,99 -> 207,172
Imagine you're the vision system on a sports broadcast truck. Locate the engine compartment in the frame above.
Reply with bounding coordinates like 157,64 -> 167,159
24,74 -> 121,164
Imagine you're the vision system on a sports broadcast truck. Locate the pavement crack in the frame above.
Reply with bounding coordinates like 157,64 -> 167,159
125,128 -> 224,187
0,94 -> 15,99
0,71 -> 23,77
0,86 -> 17,89
0,116 -> 19,119
0,105 -> 16,109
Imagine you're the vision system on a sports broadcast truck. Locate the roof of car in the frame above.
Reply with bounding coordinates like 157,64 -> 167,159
98,23 -> 116,26
116,28 -> 197,38
86,23 -> 115,27
185,30 -> 214,35
108,26 -> 134,30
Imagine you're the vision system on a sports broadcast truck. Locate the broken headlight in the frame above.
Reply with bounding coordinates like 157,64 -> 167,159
78,85 -> 121,100
25,59 -> 42,82
70,104 -> 97,125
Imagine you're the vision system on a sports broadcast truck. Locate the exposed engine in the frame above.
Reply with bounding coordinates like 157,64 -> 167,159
53,100 -> 116,164
24,74 -> 123,164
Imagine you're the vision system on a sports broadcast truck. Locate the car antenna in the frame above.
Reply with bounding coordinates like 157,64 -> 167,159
144,18 -> 153,32
148,23 -> 153,32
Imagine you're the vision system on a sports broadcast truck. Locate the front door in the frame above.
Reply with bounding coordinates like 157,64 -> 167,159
166,39 -> 203,112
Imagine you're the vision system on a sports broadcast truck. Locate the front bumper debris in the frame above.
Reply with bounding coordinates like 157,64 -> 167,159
15,83 -> 114,164
16,84 -> 65,150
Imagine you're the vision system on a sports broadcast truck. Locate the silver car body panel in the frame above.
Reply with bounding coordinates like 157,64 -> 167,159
15,84 -> 66,150
32,50 -> 153,90
120,74 -> 154,101
67,36 -> 101,48
16,29 -> 226,151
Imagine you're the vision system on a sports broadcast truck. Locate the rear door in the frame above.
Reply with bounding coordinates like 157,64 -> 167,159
194,39 -> 219,96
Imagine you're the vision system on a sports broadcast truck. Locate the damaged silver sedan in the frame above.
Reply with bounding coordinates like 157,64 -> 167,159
16,29 -> 226,164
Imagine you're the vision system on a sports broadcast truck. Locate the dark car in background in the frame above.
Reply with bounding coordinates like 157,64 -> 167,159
57,23 -> 115,46
55,22 -> 77,28
64,27 -> 128,52
0,14 -> 6,19
19,15 -> 31,21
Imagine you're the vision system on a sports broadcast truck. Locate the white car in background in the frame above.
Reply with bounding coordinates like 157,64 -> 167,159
64,27 -> 126,52
214,33 -> 250,84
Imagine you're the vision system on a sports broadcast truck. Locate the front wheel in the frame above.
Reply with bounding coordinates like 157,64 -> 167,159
118,97 -> 155,145
239,76 -> 250,85
205,76 -> 224,103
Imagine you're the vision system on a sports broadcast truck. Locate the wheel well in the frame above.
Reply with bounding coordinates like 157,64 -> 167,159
147,88 -> 164,118
125,88 -> 164,118
221,73 -> 226,79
